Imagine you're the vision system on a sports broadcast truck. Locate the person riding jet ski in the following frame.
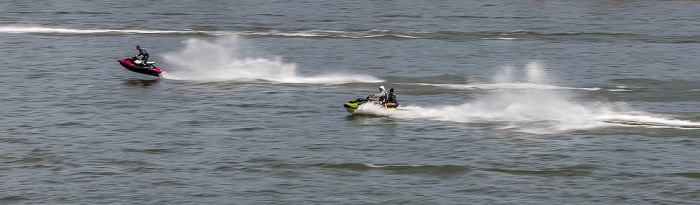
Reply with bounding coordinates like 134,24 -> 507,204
382,88 -> 399,109
368,86 -> 387,104
136,45 -> 149,65
343,87 -> 405,113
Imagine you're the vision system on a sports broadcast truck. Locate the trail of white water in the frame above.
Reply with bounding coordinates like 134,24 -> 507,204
387,61 -> 700,133
0,25 -> 204,35
0,25 -> 421,38
160,36 -> 381,84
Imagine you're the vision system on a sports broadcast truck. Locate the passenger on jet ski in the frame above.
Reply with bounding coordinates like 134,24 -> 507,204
368,86 -> 387,104
383,88 -> 399,109
136,45 -> 149,65
343,87 -> 404,113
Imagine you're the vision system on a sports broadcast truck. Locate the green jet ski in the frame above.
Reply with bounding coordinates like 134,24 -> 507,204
343,97 -> 408,114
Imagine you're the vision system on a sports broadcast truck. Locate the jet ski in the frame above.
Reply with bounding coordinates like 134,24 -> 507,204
118,56 -> 164,77
343,97 -> 408,114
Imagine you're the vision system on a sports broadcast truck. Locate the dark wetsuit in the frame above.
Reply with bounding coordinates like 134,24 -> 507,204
384,88 -> 398,106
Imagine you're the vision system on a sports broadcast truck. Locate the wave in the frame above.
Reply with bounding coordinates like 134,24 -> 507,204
6,25 -> 697,43
600,115 -> 700,129
0,25 -> 419,39
160,36 -> 381,84
381,61 -> 700,133
669,172 -> 700,179
483,166 -> 596,177
0,25 -> 210,35
313,163 -> 471,175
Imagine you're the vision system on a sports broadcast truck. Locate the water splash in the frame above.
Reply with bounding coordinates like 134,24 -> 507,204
353,103 -> 395,116
159,36 -> 381,84
392,61 -> 700,133
418,63 -> 600,91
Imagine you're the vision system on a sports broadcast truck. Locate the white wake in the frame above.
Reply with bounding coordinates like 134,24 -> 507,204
160,36 -> 381,84
388,61 -> 700,133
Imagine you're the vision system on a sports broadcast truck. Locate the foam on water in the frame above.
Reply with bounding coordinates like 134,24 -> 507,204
160,36 -> 381,84
0,25 -> 204,35
0,25 -> 420,39
353,103 -> 396,116
391,61 -> 700,133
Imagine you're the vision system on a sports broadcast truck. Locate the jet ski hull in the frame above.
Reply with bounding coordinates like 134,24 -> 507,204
344,97 -> 407,114
118,57 -> 164,77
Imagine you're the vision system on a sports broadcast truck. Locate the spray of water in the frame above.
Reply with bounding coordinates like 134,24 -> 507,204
160,36 -> 382,84
387,61 -> 700,133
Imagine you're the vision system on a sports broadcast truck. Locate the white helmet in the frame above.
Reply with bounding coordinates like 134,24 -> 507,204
379,86 -> 385,91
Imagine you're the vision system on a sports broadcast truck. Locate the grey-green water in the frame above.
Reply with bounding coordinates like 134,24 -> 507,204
2,1 -> 700,204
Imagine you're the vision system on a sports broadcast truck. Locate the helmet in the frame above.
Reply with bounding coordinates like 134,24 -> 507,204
379,86 -> 385,91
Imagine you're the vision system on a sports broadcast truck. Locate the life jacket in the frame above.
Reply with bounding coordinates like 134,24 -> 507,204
385,91 -> 397,104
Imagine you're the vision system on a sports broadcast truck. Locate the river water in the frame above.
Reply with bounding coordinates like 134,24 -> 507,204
2,0 -> 700,204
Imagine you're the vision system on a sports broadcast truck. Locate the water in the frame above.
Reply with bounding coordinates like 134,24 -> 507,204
2,0 -> 700,204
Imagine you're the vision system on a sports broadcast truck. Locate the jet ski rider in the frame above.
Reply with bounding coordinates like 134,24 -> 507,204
383,88 -> 398,109
136,45 -> 149,65
368,86 -> 387,104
